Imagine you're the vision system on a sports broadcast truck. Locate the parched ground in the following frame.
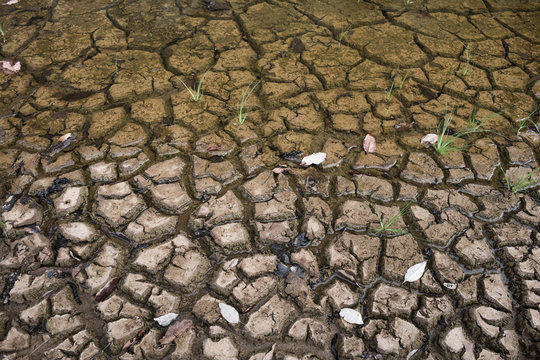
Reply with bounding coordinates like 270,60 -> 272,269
0,0 -> 539,359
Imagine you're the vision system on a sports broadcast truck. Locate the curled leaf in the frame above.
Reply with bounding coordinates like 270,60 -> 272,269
159,319 -> 192,344
403,260 -> 427,283
154,313 -> 179,326
262,343 -> 277,360
0,60 -> 21,74
95,277 -> 121,302
339,308 -> 363,325
363,134 -> 376,153
206,145 -> 222,152
122,330 -> 145,351
300,152 -> 326,166
421,133 -> 438,146
219,302 -> 240,324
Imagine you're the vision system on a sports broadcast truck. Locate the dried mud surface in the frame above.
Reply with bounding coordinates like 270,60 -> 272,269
0,0 -> 539,359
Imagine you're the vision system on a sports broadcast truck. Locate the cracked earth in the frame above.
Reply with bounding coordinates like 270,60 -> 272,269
0,0 -> 539,359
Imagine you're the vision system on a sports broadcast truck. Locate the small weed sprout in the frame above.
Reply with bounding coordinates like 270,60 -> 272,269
0,24 -> 5,41
374,204 -> 410,235
237,80 -> 260,125
400,69 -> 411,89
179,69 -> 210,102
461,44 -> 471,76
384,70 -> 398,103
338,24 -> 351,47
468,108 -> 499,133
501,166 -> 540,193
404,0 -> 413,8
516,107 -> 539,135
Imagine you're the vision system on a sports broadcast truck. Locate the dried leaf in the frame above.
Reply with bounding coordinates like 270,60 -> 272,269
363,134 -> 376,153
154,313 -> 179,326
95,277 -> 121,302
395,122 -> 414,132
272,165 -> 288,174
262,343 -> 277,360
159,319 -> 192,344
403,260 -> 427,283
300,152 -> 326,166
3,0 -> 19,4
122,330 -> 145,351
406,349 -> 418,360
421,133 -> 438,146
223,258 -> 239,270
206,145 -> 222,151
443,282 -> 457,290
219,302 -> 240,324
37,248 -> 51,263
0,60 -> 21,74
339,308 -> 363,325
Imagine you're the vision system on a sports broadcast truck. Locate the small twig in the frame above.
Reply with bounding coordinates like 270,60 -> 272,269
90,342 -> 111,360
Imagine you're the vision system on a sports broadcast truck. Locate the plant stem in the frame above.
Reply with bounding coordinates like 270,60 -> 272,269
237,80 -> 260,125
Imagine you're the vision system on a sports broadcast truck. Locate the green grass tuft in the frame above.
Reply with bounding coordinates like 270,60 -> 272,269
516,107 -> 539,135
237,80 -> 260,125
179,69 -> 210,102
502,166 -> 540,193
374,204 -> 410,235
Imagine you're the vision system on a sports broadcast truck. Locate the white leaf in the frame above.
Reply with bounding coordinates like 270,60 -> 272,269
262,343 -> 276,360
363,134 -> 376,153
223,258 -> 238,270
339,308 -> 363,325
0,60 -> 21,74
300,152 -> 326,166
219,302 -> 239,324
421,133 -> 438,145
406,349 -> 418,360
403,260 -> 427,283
443,282 -> 457,290
154,313 -> 179,326
3,0 -> 19,5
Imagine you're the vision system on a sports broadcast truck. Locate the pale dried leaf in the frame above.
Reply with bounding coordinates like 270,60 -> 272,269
0,60 -> 21,74
403,260 -> 427,283
443,282 -> 457,290
262,343 -> 276,360
219,302 -> 239,324
3,0 -> 19,5
363,134 -> 376,153
223,258 -> 239,270
154,313 -> 179,326
339,308 -> 363,325
406,349 -> 418,360
272,165 -> 287,174
159,319 -> 192,344
300,152 -> 326,166
421,133 -> 438,145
